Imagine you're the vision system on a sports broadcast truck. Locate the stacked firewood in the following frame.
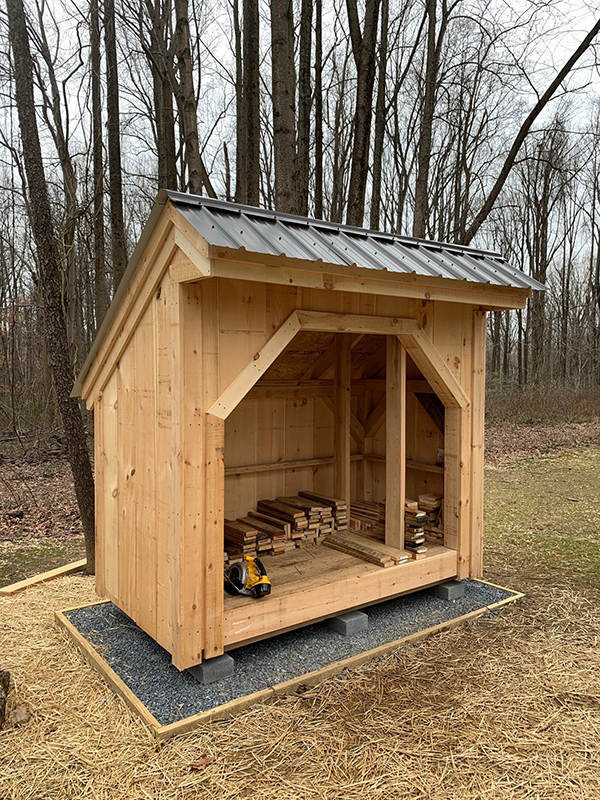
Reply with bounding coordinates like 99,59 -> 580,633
404,499 -> 428,558
349,500 -> 385,540
222,490 -> 444,566
223,491 -> 348,563
418,493 -> 444,544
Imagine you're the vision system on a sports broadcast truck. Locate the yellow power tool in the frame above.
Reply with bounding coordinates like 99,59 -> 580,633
224,555 -> 272,598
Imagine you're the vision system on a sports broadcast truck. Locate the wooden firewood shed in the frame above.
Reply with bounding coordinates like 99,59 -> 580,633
73,191 -> 545,671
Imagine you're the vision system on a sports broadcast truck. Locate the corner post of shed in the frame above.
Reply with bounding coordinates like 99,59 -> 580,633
170,279 -> 224,671
469,309 -> 487,578
385,336 -> 406,549
334,334 -> 352,508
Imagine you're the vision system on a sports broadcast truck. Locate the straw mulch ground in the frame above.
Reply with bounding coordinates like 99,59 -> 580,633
2,573 -> 600,799
3,446 -> 600,799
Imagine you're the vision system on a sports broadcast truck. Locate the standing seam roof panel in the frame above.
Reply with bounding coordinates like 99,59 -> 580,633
168,194 -> 547,293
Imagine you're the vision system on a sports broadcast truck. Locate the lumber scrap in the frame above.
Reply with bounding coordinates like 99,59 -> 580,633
322,534 -> 395,567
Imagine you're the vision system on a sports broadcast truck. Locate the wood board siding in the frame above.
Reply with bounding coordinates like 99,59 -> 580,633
91,249 -> 486,669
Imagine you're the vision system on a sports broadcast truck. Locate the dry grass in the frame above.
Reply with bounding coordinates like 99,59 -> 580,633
486,383 -> 600,426
2,577 -> 600,798
2,449 -> 600,799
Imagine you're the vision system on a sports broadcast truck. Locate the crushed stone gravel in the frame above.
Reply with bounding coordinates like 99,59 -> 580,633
66,579 -> 512,725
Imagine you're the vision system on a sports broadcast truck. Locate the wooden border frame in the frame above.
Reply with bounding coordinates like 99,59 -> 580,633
55,579 -> 523,742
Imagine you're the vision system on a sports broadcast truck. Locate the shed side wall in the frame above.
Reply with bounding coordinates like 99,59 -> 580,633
94,269 -> 174,654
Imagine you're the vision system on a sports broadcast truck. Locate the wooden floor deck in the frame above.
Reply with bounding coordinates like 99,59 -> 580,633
223,540 -> 457,648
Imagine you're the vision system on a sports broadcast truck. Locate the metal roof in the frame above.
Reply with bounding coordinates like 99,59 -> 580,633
168,190 -> 547,292
73,190 -> 545,397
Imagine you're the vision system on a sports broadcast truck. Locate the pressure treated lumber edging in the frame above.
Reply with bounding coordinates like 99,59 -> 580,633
54,580 -> 523,742
0,559 -> 87,596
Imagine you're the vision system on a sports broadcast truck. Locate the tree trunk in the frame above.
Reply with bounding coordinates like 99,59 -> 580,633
233,0 -> 246,203
346,0 -> 381,227
149,7 -> 178,192
105,0 -> 128,288
314,0 -> 323,219
296,0 -> 312,217
243,0 -> 260,205
90,0 -> 108,330
369,0 -> 388,230
270,0 -> 297,213
7,0 -> 96,573
174,0 -> 203,194
412,0 -> 438,238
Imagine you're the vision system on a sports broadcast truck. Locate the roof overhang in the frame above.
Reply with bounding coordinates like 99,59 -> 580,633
73,191 -> 544,399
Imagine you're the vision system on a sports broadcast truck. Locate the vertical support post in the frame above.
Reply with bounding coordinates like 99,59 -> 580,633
334,333 -> 351,508
171,282 -> 205,670
201,279 -> 224,659
444,405 -> 471,577
470,309 -> 486,578
385,336 -> 406,549
94,396 -> 105,597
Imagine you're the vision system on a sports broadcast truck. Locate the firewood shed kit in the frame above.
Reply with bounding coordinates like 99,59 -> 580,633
74,191 -> 544,671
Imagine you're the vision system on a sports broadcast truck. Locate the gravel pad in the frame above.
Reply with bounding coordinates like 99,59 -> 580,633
66,580 -> 512,725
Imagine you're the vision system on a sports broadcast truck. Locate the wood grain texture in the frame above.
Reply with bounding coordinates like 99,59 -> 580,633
385,337 -> 406,549
334,334 -> 352,508
470,309 -> 486,578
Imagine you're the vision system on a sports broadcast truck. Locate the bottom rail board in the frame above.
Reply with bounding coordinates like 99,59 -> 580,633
55,579 -> 523,742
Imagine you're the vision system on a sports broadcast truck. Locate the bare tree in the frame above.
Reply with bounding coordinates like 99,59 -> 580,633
6,0 -> 96,571
90,0 -> 108,328
105,0 -> 128,286
270,0 -> 297,213
462,17 -> 600,245
345,0 -> 381,226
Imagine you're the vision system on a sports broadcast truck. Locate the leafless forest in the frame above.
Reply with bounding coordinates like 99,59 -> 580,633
1,0 -> 600,443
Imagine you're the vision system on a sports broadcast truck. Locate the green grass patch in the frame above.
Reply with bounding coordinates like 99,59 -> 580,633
0,539 -> 85,588
485,448 -> 600,591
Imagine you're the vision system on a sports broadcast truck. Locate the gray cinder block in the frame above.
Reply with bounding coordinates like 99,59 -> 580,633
326,610 -> 368,636
187,653 -> 235,684
429,580 -> 465,601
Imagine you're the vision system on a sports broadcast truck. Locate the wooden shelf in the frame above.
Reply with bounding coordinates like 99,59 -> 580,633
223,541 -> 457,648
362,454 -> 444,475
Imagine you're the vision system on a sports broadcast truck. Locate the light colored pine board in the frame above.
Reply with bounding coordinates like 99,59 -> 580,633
208,311 -> 302,419
82,220 -> 178,406
171,281 -> 206,670
298,310 -> 417,337
202,279 -> 225,659
385,337 -> 406,549
101,372 -> 119,601
0,560 -> 87,596
470,309 -> 486,578
154,273 -> 174,653
133,303 -> 158,639
364,394 -> 386,438
321,396 -> 365,445
171,228 -> 211,277
94,395 -> 105,597
211,256 -> 530,310
116,334 -> 136,619
334,334 -> 352,509
223,546 -> 457,647
397,328 -> 469,410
